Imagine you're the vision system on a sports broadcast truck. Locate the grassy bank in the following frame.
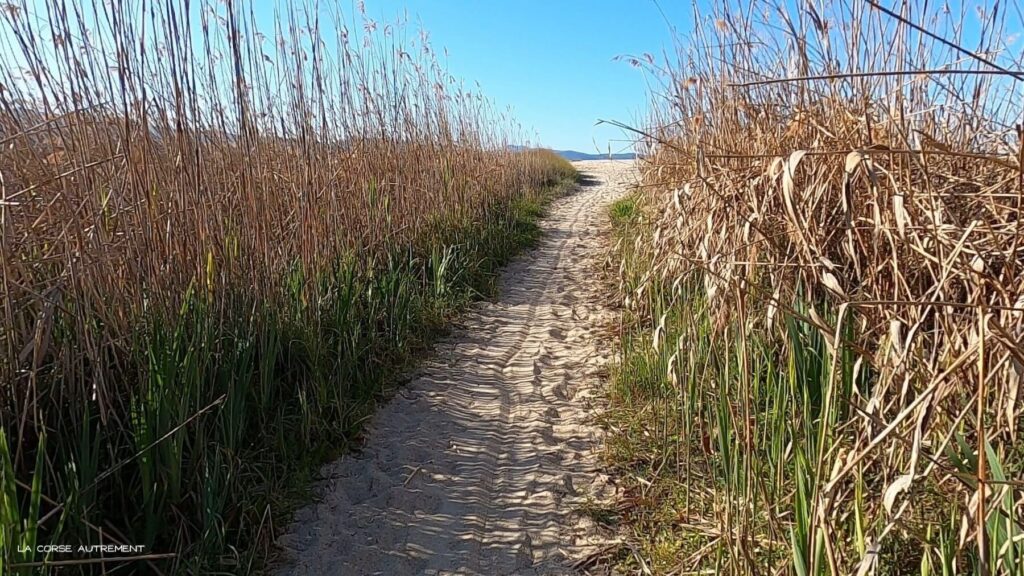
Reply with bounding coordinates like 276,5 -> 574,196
3,173 -> 575,574
608,188 -> 1024,575
605,0 -> 1024,574
608,194 -> 880,573
0,0 -> 577,572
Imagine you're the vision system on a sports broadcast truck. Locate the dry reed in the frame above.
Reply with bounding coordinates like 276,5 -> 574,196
0,0 -> 573,572
614,0 -> 1024,574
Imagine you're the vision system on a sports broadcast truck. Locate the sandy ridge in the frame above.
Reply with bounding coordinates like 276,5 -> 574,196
275,161 -> 632,575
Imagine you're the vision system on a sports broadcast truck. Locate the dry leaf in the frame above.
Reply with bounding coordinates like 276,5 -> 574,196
893,193 -> 908,237
855,541 -> 880,576
844,150 -> 865,174
883,473 -> 914,515
970,254 -> 985,273
821,271 -> 846,298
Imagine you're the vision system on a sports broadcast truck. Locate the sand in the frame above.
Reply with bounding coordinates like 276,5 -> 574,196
274,161 -> 633,575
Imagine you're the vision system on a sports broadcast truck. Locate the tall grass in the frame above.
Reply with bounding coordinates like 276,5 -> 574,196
610,1 -> 1024,574
0,0 -> 575,572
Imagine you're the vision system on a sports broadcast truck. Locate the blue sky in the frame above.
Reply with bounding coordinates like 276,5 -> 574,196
349,1 -> 693,153
8,1 -> 1011,153
1,0 -> 688,152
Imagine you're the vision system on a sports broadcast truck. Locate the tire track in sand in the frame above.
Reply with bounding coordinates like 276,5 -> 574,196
275,161 -> 632,575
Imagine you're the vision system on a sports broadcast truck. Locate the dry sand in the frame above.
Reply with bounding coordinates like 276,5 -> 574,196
274,161 -> 633,575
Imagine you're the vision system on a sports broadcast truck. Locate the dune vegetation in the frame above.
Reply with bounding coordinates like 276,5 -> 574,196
0,0 -> 574,573
608,0 -> 1024,574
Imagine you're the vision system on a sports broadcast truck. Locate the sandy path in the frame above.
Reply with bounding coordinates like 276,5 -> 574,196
274,161 -> 632,575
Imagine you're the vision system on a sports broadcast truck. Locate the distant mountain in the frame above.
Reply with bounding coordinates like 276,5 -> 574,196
554,149 -> 637,161
508,145 -> 637,161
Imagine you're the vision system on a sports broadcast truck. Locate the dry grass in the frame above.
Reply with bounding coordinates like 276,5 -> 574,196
0,1 -> 574,572
611,0 -> 1024,574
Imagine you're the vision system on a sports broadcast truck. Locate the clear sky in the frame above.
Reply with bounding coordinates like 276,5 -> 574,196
3,0 -> 688,153
5,1 -> 1014,153
354,0 -> 693,153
